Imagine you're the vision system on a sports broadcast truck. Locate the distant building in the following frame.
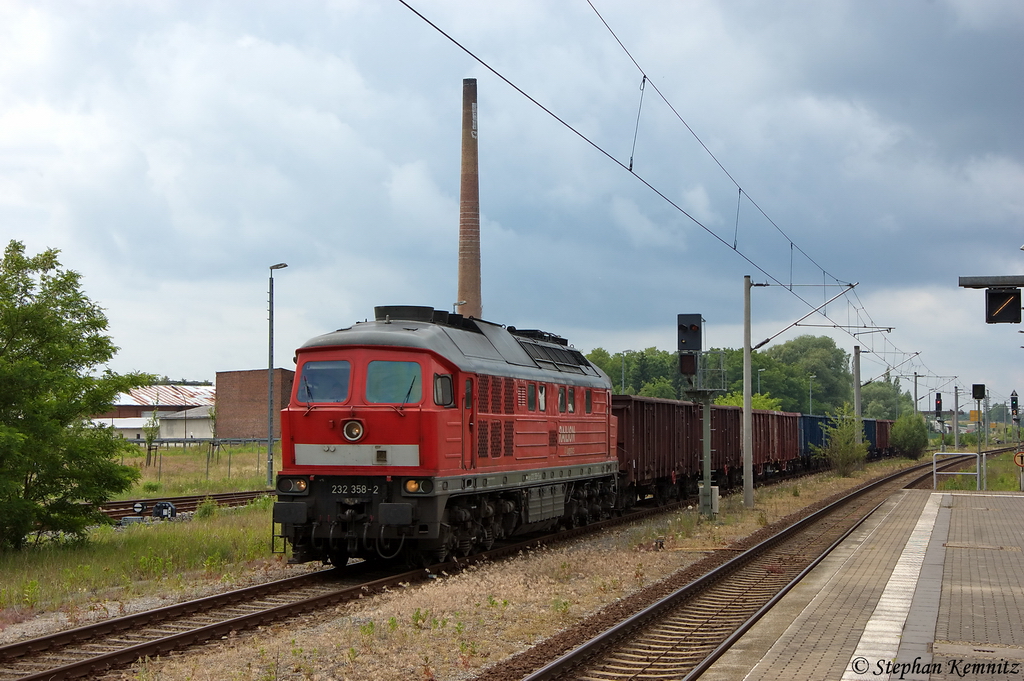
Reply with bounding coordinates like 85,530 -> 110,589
215,369 -> 294,439
93,385 -> 217,441
93,416 -> 150,441
94,385 -> 216,419
159,405 -> 214,439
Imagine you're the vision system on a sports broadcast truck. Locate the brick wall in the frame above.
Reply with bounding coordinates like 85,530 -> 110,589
215,369 -> 294,439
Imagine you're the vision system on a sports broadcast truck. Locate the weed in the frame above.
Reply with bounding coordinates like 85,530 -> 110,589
412,607 -> 429,628
22,580 -> 40,609
194,497 -> 218,519
551,598 -> 571,614
387,616 -> 398,632
360,620 -> 375,637
757,510 -> 769,527
633,563 -> 645,588
791,485 -> 800,497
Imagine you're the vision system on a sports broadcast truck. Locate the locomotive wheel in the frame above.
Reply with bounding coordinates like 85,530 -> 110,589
328,549 -> 348,569
407,550 -> 438,569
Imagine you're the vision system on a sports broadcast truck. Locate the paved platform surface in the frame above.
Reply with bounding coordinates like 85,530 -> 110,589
701,489 -> 1024,681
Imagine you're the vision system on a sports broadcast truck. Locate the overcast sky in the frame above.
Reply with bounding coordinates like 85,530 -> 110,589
3,1 -> 1022,410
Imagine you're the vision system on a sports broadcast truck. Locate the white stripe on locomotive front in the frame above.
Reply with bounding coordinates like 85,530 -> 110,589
294,443 -> 420,466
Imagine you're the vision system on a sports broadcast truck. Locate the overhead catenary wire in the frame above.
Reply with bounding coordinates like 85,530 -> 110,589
397,0 -> 945,389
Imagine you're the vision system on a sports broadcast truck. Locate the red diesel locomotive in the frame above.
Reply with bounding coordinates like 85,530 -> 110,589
273,306 -> 619,567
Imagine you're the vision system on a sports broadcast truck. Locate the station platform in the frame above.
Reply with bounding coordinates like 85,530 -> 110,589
701,489 -> 1024,681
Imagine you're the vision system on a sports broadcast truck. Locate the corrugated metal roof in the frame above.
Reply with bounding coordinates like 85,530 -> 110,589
159,406 -> 213,420
113,385 -> 216,407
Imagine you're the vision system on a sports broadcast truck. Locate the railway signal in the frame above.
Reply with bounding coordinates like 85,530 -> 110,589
959,276 -> 1024,324
1012,391 -> 1018,420
677,314 -> 702,376
985,288 -> 1022,323
935,392 -> 942,420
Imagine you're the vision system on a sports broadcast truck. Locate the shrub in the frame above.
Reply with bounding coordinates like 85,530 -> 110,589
194,497 -> 218,519
812,403 -> 868,476
891,412 -> 929,460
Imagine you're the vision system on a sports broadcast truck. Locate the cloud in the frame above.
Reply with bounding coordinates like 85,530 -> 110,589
610,195 -> 685,250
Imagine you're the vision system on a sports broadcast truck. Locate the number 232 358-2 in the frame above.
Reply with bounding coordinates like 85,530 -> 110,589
331,484 -> 379,495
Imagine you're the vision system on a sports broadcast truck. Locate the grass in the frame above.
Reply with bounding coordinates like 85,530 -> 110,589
113,443 -> 280,499
0,496 -> 281,627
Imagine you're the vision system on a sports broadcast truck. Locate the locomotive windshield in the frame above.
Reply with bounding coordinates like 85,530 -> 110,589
297,360 -> 351,403
366,361 -> 422,404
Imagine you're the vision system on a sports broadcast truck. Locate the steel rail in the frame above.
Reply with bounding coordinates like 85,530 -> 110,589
0,490 -> 698,680
99,490 -> 269,520
5,451 -> 1000,680
521,454 -> 977,681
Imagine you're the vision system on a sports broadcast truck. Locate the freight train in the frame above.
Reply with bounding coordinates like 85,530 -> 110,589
272,306 -> 892,567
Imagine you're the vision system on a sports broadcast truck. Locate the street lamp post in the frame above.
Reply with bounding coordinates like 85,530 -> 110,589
808,374 -> 816,415
267,263 -> 288,487
620,350 -> 634,394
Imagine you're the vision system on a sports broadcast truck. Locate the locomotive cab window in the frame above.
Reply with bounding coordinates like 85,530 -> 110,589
527,383 -> 536,411
296,360 -> 351,403
366,361 -> 422,404
567,388 -> 575,413
434,374 -> 455,407
558,386 -> 566,413
538,384 -> 547,412
465,379 -> 472,409
585,389 -> 592,414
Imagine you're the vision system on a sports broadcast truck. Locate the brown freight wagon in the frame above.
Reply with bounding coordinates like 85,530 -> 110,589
611,395 -> 803,503
612,395 -> 701,504
752,408 -> 801,473
874,419 -> 894,456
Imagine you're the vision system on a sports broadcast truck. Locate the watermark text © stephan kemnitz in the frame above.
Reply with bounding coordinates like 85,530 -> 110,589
850,655 -> 1023,678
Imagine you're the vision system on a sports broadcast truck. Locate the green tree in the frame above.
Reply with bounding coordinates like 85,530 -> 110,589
891,411 -> 929,460
586,348 -> 633,394
859,372 -> 913,420
142,409 -> 160,467
813,403 -> 868,476
639,376 -> 676,399
0,241 -> 150,550
714,391 -> 784,411
719,347 -> 807,413
586,347 -> 614,378
763,336 -> 852,414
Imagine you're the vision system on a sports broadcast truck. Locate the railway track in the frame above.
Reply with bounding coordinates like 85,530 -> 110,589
2,454 -> 996,680
99,491 -> 269,521
514,452 -> 998,681
0,488 -> 700,680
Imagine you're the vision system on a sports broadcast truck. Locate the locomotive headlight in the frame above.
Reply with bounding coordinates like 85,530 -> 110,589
342,420 -> 364,442
277,478 -> 309,494
403,479 -> 433,494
